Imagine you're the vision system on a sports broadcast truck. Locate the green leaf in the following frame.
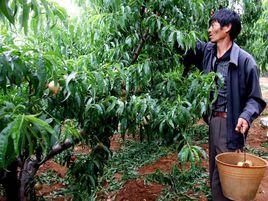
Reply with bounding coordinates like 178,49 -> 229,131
192,148 -> 201,163
88,175 -> 96,187
10,115 -> 25,155
188,149 -> 195,163
91,104 -> 103,115
157,18 -> 161,30
116,99 -> 124,115
65,71 -> 77,85
168,119 -> 175,129
4,137 -> 16,168
63,71 -> 77,101
106,97 -> 116,113
22,2 -> 30,34
0,115 -> 21,168
25,115 -> 57,139
168,31 -> 175,47
52,4 -> 67,22
26,129 -> 34,155
0,126 -> 11,168
176,31 -> 184,49
193,145 -> 207,159
178,145 -> 189,163
0,0 -> 15,24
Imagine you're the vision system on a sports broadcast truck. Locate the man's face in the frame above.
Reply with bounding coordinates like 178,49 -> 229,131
208,21 -> 231,43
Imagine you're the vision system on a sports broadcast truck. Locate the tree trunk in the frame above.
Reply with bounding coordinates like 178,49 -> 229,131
1,162 -> 19,201
18,158 -> 38,201
0,141 -> 74,201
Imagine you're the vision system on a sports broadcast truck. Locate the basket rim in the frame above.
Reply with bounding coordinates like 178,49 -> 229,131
215,152 -> 268,168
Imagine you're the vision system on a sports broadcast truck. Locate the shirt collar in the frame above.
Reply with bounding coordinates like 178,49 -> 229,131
210,42 -> 240,67
214,45 -> 232,61
230,42 -> 239,67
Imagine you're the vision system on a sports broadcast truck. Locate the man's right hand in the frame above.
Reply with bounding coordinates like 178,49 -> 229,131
235,118 -> 249,134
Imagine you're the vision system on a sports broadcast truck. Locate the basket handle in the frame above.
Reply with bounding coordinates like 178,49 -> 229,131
235,134 -> 247,162
242,133 -> 246,163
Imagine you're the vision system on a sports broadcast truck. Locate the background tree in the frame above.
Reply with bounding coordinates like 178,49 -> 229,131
243,0 -> 268,72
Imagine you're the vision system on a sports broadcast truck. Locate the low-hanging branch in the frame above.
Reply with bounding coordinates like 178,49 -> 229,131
38,139 -> 75,166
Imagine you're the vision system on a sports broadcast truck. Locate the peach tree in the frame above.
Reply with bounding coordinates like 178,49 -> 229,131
0,0 -> 265,200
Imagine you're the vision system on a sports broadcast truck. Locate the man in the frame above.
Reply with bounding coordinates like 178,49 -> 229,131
183,8 -> 266,200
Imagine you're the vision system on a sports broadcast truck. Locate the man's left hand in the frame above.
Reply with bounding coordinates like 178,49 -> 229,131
235,118 -> 249,134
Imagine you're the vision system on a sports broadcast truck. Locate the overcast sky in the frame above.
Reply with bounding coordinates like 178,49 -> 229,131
52,0 -> 81,17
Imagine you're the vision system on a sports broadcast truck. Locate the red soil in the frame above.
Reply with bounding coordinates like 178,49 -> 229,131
110,134 -> 123,152
248,114 -> 268,201
37,160 -> 67,178
36,183 -> 66,197
138,153 -> 179,175
114,179 -> 164,201
33,117 -> 267,201
73,144 -> 91,154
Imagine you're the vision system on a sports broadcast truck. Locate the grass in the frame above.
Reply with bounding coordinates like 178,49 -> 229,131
188,124 -> 209,146
261,141 -> 268,148
33,124 -> 210,200
35,169 -> 68,200
94,129 -> 211,200
95,140 -> 176,194
245,145 -> 268,159
37,169 -> 66,186
145,165 -> 211,201
93,124 -> 210,200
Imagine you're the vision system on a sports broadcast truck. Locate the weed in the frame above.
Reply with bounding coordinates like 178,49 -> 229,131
95,140 -> 175,194
261,142 -> 268,148
145,165 -> 211,201
190,124 -> 209,143
36,169 -> 66,187
245,145 -> 268,159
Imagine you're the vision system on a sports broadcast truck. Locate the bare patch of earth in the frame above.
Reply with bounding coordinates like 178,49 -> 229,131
114,179 -> 164,201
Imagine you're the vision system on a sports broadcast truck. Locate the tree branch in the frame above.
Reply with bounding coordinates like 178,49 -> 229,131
38,140 -> 74,166
130,29 -> 149,65
130,0 -> 149,65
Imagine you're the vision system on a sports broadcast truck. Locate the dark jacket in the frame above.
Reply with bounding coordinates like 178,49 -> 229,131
184,41 -> 266,150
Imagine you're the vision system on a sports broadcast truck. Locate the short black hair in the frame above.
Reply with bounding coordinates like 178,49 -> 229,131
209,8 -> 241,40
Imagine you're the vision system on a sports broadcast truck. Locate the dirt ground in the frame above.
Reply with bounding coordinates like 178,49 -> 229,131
115,179 -> 164,201
31,112 -> 267,201
247,122 -> 267,201
248,77 -> 268,201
